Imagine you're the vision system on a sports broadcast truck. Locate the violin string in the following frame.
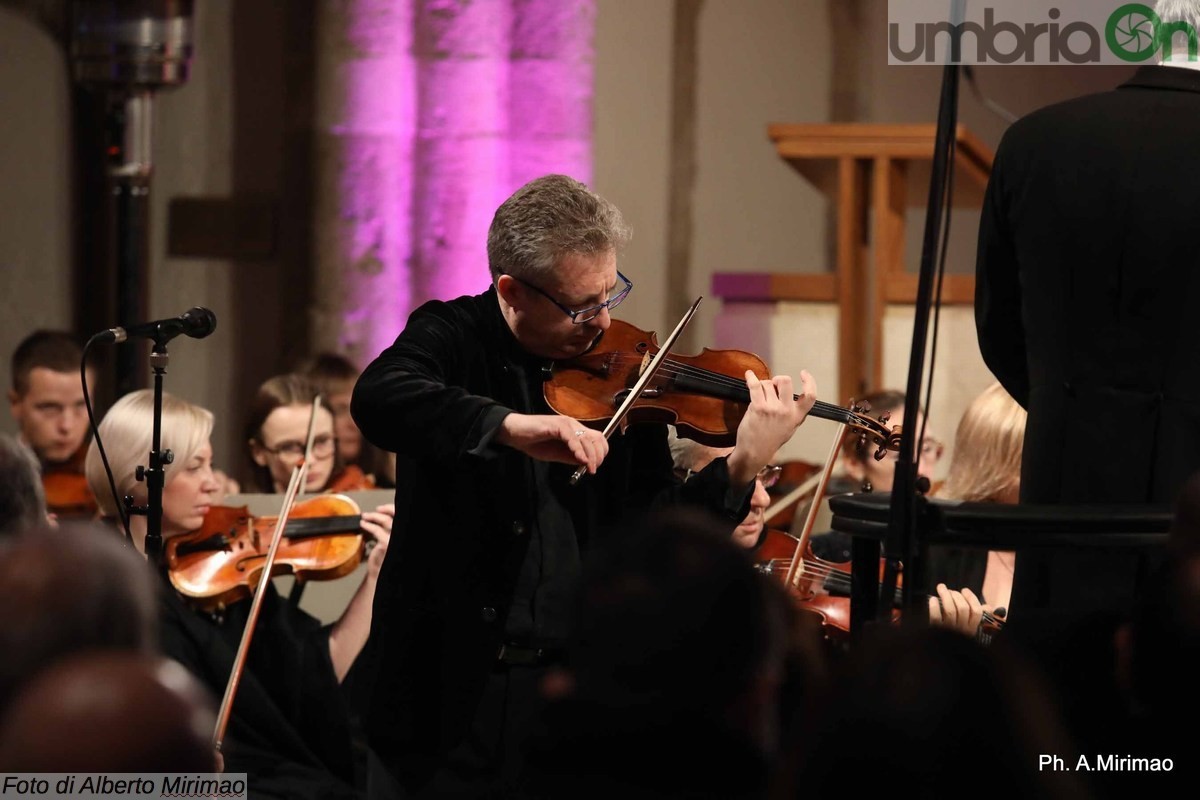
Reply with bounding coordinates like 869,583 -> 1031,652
764,558 -> 1004,627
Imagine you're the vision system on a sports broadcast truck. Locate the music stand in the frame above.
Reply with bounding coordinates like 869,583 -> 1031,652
828,493 -> 1172,635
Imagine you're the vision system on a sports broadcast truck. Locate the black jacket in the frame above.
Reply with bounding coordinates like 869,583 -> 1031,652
351,288 -> 753,789
159,580 -> 359,799
975,65 -> 1200,610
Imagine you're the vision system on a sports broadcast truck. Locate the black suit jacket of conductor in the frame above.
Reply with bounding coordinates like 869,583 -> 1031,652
975,65 -> 1200,614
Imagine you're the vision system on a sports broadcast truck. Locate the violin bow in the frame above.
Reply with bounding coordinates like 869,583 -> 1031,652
784,421 -> 849,589
569,296 -> 704,485
213,396 -> 322,752
763,472 -> 826,526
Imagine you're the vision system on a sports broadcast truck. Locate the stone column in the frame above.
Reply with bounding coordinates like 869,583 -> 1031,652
508,0 -> 595,187
313,0 -> 416,365
410,0 -> 511,303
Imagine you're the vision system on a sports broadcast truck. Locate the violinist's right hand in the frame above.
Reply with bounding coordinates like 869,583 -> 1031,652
495,413 -> 609,474
726,370 -> 817,486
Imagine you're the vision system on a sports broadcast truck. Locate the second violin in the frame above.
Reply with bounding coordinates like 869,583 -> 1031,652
166,494 -> 364,612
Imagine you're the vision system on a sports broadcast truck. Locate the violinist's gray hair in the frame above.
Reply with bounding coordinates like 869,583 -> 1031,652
1157,0 -> 1200,57
487,174 -> 632,284
0,433 -> 46,539
666,426 -> 732,478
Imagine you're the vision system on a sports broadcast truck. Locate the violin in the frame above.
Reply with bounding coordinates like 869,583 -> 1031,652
544,319 -> 901,454
755,531 -> 1003,640
755,530 -> 894,640
326,464 -> 376,492
41,446 -> 98,520
166,494 -> 364,612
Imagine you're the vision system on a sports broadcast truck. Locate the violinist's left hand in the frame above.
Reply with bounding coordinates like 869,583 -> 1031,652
360,503 -> 394,580
726,370 -> 817,486
928,584 -> 985,636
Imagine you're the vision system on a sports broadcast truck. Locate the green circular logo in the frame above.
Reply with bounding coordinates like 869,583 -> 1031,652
1107,3 -> 1161,62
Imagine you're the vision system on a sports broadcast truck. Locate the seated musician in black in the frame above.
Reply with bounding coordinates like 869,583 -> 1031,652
85,389 -> 386,798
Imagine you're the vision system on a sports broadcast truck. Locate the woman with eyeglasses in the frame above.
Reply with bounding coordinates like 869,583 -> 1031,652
244,373 -> 393,544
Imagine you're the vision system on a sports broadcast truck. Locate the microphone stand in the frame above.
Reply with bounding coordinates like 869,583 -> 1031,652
125,339 -> 172,569
878,60 -> 961,622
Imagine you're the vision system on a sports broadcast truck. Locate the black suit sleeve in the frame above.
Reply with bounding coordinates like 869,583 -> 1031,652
975,145 -> 1030,408
351,303 -> 513,467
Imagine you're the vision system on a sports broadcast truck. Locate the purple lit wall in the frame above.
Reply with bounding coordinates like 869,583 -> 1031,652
315,0 -> 596,366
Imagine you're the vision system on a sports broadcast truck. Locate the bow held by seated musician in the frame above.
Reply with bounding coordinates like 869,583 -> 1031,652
84,389 -> 383,797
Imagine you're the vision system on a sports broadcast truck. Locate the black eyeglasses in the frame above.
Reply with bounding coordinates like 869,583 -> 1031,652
676,463 -> 783,488
258,433 -> 337,459
757,464 -> 783,489
506,271 -> 633,324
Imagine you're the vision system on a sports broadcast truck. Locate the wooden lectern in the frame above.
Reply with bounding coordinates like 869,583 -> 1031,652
731,123 -> 995,404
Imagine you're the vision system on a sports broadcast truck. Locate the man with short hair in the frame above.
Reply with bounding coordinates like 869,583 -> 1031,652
353,174 -> 817,796
8,331 -> 96,518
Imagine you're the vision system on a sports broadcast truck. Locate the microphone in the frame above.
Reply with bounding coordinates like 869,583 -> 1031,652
98,307 -> 218,344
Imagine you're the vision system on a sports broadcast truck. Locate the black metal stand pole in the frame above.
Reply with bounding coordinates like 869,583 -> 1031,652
125,343 -> 171,568
879,60 -> 961,619
143,344 -> 171,566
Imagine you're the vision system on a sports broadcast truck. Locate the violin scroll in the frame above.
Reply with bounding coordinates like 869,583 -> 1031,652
843,399 -> 903,461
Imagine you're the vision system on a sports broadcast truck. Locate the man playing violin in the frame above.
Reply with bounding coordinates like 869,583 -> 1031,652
352,173 -> 817,797
7,330 -> 97,520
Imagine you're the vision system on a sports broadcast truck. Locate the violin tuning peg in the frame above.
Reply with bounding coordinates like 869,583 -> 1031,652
874,445 -> 888,461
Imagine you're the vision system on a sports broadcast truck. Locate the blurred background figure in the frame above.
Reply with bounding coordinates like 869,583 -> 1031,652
0,432 -> 49,538
0,652 -> 217,772
518,509 -> 818,799
297,354 -> 396,489
0,526 -> 157,715
788,626 -> 1090,800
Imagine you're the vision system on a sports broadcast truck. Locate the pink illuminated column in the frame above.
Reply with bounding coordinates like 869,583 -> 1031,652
508,0 -> 595,188
410,0 -> 511,303
313,0 -> 416,366
314,0 -> 597,361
